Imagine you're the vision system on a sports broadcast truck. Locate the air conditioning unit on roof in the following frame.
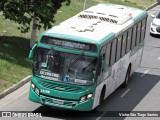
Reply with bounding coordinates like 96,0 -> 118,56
77,4 -> 133,25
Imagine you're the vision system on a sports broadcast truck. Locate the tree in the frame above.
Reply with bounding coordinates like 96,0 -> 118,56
1,0 -> 70,48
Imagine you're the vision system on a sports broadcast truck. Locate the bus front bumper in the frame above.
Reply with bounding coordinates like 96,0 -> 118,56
29,87 -> 94,111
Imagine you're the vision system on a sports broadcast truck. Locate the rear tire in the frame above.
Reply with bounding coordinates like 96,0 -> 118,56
121,67 -> 131,88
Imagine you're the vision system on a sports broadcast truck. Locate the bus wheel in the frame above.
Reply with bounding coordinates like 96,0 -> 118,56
121,67 -> 131,88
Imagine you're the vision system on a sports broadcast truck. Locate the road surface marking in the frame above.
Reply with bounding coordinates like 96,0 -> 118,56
0,90 -> 29,108
96,111 -> 107,120
120,88 -> 131,98
157,57 -> 160,60
141,70 -> 149,77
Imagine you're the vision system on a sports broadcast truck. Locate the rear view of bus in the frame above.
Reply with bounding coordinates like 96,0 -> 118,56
28,3 -> 147,111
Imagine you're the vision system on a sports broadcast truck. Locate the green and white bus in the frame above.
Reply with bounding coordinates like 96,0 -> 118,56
29,3 -> 147,111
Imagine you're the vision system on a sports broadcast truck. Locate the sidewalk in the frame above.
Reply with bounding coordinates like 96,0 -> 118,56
0,82 -> 30,109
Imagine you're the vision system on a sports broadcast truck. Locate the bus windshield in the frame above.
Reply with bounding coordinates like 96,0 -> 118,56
33,47 -> 97,85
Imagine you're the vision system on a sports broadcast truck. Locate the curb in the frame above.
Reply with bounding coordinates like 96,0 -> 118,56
0,75 -> 31,99
145,2 -> 158,11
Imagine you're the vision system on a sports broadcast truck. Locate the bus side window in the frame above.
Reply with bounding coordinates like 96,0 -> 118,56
105,42 -> 111,66
110,38 -> 117,66
140,18 -> 147,42
131,25 -> 137,49
136,22 -> 142,45
126,28 -> 132,53
116,35 -> 122,62
121,31 -> 127,57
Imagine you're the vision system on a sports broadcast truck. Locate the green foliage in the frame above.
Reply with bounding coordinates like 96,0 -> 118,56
1,0 -> 70,33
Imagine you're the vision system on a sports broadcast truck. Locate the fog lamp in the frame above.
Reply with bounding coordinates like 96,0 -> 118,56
35,87 -> 40,96
79,96 -> 86,103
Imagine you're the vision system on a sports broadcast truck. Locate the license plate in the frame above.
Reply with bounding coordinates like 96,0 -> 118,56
52,99 -> 64,105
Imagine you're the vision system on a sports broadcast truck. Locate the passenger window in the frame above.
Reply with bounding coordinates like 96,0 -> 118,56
116,35 -> 122,62
140,18 -> 147,42
136,22 -> 142,45
126,28 -> 132,53
121,31 -> 127,57
105,42 -> 111,66
110,38 -> 117,66
131,25 -> 137,49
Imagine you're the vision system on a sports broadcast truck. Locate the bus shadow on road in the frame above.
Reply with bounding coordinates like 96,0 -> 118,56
33,72 -> 160,120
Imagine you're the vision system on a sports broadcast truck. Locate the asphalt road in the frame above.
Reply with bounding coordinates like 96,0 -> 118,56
0,5 -> 160,120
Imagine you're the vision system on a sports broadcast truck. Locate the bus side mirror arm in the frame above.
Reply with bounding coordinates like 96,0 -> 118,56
28,44 -> 37,60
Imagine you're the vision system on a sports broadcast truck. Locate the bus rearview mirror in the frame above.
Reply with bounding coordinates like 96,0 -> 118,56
28,44 -> 37,60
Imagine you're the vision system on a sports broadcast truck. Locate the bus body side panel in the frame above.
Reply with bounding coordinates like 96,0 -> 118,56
92,42 -> 144,110
92,53 -> 131,109
129,45 -> 144,75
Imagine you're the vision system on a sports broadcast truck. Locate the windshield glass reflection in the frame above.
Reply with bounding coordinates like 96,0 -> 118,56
33,47 -> 97,85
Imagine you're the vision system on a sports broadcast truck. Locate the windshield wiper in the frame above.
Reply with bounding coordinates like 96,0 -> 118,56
68,52 -> 84,69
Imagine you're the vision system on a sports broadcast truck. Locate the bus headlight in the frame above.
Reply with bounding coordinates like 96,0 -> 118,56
79,93 -> 93,103
31,83 -> 40,96
31,83 -> 35,90
87,94 -> 93,99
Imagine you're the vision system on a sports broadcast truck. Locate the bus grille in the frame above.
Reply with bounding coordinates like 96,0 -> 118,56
40,81 -> 84,93
41,95 -> 76,107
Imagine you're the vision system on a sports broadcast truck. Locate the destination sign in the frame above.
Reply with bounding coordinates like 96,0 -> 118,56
40,36 -> 97,52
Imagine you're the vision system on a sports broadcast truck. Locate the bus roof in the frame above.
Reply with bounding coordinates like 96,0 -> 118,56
43,3 -> 147,44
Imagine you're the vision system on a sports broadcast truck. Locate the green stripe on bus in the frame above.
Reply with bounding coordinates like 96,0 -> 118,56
99,32 -> 115,46
132,11 -> 147,23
